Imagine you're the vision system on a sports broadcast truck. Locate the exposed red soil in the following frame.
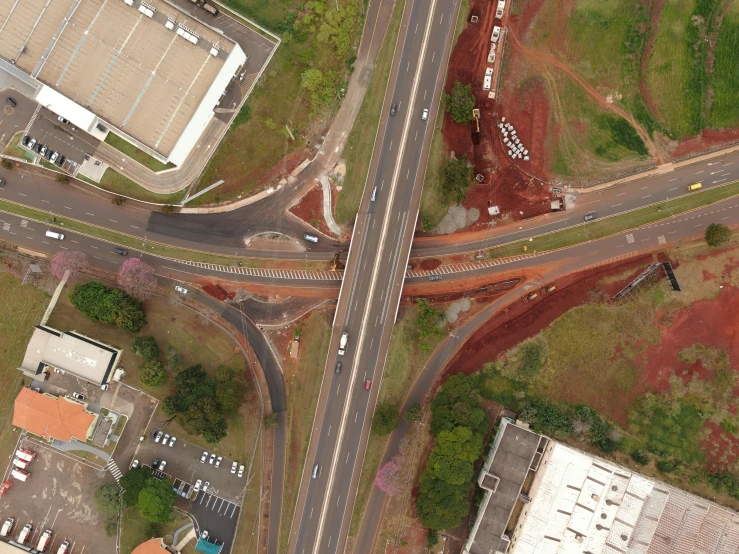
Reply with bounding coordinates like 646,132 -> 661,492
669,128 -> 739,160
702,421 -> 739,470
288,183 -> 331,235
256,147 -> 312,188
400,277 -> 521,305
202,282 -> 233,301
419,258 -> 442,270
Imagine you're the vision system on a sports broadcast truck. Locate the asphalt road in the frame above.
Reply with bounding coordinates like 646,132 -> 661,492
286,1 -> 461,553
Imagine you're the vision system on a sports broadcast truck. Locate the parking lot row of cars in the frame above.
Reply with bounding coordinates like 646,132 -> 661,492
0,517 -> 69,552
22,134 -> 66,167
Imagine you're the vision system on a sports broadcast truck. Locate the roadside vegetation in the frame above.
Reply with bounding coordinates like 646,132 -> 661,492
191,0 -> 364,206
278,312 -> 332,554
103,133 -> 175,172
336,0 -> 406,225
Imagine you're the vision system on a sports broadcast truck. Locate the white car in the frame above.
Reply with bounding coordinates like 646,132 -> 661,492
159,460 -> 167,472
169,436 -> 176,447
238,464 -> 244,478
203,481 -> 210,493
163,433 -> 170,444
57,540 -> 70,554
193,479 -> 202,492
421,109 -> 429,121
200,451 -> 208,463
491,25 -> 501,42
49,152 -> 58,163
209,453 -> 216,465
215,456 -> 222,468
201,530 -> 209,539
231,461 -> 237,474
174,285 -> 188,294
131,459 -> 139,468
155,432 -> 163,443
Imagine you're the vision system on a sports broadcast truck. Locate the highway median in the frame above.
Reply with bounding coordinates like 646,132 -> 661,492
488,180 -> 739,259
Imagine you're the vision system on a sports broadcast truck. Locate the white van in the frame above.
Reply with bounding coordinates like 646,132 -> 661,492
45,230 -> 64,240
303,233 -> 318,243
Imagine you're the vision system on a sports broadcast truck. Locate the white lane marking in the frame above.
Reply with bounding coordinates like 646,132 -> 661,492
612,203 -> 622,208
695,171 -> 704,174
109,219 -> 117,223
64,206 -> 72,210
669,178 -> 678,181
85,212 -> 94,216
18,193 -> 26,197
668,187 -> 677,191
616,192 -> 626,196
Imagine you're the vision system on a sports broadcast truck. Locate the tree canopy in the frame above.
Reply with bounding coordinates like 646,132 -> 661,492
140,360 -> 167,387
443,81 -> 476,124
117,258 -> 157,300
132,336 -> 160,362
441,156 -> 473,203
69,282 -> 147,333
120,466 -> 153,506
705,223 -> 731,247
137,477 -> 177,523
372,403 -> 399,436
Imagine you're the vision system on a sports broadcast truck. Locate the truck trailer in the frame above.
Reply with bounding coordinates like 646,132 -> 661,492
11,469 -> 29,482
0,517 -> 14,537
17,523 -> 31,544
338,332 -> 348,356
12,458 -> 29,469
37,529 -> 52,552
15,449 -> 35,463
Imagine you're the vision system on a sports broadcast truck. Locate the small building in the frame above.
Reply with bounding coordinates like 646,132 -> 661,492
12,389 -> 98,443
464,419 -> 739,554
18,325 -> 121,386
131,539 -> 171,554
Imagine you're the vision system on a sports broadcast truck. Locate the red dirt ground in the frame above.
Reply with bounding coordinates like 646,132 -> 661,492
288,183 -> 332,235
256,147 -> 312,189
202,282 -> 233,301
438,0 -> 556,232
669,128 -> 739,160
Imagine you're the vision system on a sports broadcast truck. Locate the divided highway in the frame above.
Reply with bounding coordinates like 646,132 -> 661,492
286,1 -> 461,553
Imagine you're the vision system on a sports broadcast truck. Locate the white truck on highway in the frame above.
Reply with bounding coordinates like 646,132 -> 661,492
338,332 -> 348,356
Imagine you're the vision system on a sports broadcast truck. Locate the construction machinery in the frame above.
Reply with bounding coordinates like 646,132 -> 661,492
472,109 -> 481,132
330,251 -> 345,271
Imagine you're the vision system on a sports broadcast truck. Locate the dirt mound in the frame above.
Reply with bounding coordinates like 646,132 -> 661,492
289,183 -> 331,235
419,258 -> 442,270
202,283 -> 233,301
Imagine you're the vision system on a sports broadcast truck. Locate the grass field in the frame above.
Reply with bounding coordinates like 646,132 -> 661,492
488,178 -> 739,259
708,2 -> 739,128
335,0 -> 406,225
418,0 -> 470,230
0,271 -> 49,471
104,133 -> 175,173
190,0 -> 363,206
120,507 -> 191,554
278,312 -> 332,554
347,304 -> 443,538
2,133 -> 34,161
82,169 -> 186,205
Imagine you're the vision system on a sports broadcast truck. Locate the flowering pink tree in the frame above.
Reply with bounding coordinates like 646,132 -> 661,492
375,455 -> 405,496
50,250 -> 88,281
117,258 -> 157,300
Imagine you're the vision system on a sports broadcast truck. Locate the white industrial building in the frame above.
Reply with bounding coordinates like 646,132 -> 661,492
464,419 -> 739,554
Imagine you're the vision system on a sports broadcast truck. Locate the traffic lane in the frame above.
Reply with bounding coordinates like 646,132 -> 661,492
190,490 -> 241,554
0,92 -> 34,147
412,153 -> 739,257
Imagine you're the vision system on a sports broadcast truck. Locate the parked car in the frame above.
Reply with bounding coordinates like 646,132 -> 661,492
58,116 -> 69,124
45,149 -> 54,161
169,436 -> 176,447
491,25 -> 502,42
200,451 -> 208,463
54,368 -> 64,374
21,135 -> 29,146
55,155 -> 65,167
152,458 -> 160,470
100,384 -> 109,390
238,464 -> 244,478
174,285 -> 188,294
72,392 -> 85,400
231,462 -> 237,474
201,530 -> 209,540
150,429 -> 158,439
365,379 -> 372,390
27,138 -> 37,150
155,431 -> 163,443
193,479 -> 202,492
159,460 -> 167,472
5,97 -> 16,108
208,453 -> 216,465
49,152 -> 58,163
215,456 -> 222,468
203,481 -> 210,492
163,433 -> 170,445
38,145 -> 47,156
0,179 -> 4,187
131,459 -> 139,468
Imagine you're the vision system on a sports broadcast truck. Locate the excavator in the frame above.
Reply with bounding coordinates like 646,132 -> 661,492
330,251 -> 345,271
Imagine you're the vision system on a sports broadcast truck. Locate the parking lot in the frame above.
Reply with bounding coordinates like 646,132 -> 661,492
24,106 -> 100,171
190,490 -> 241,554
0,438 -> 116,552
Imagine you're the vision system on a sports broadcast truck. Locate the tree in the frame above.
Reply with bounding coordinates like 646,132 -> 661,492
132,336 -> 160,362
404,403 -> 421,423
137,477 -> 177,523
443,81 -> 476,124
375,456 -> 405,496
416,300 -> 445,351
1,159 -> 12,170
441,156 -> 473,203
372,403 -> 399,436
317,4 -> 359,56
141,360 -> 166,387
120,466 -> 153,506
51,250 -> 87,281
69,282 -> 147,332
117,258 -> 157,300
705,223 -> 731,247
215,379 -> 244,413
301,68 -> 338,110
95,483 -> 123,516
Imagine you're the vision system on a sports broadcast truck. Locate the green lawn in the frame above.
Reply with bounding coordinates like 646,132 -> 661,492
489,179 -> 739,259
333,0 -> 406,225
81,169 -> 186,205
0,271 -> 49,468
2,132 -> 34,161
708,2 -> 739,128
190,0 -> 363,206
104,133 -> 175,172
278,312 -> 332,554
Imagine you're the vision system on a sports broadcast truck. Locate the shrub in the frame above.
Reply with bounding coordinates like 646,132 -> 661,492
140,360 -> 166,387
112,196 -> 126,206
443,81 -> 476,124
132,336 -> 160,362
69,281 -> 147,332
441,156 -> 472,202
631,450 -> 650,465
55,174 -> 70,184
372,403 -> 399,436
161,205 -> 175,214
1,159 -> 12,170
705,223 -> 731,247
657,459 -> 679,473
404,403 -> 421,423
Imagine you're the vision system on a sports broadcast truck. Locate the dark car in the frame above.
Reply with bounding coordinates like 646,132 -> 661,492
334,362 -> 342,375
150,428 -> 159,439
45,149 -> 54,161
583,212 -> 597,221
112,247 -> 128,256
152,458 -> 160,470
55,155 -> 65,167
21,135 -> 29,146
390,103 -> 398,116
0,179 -> 5,187
5,97 -> 15,108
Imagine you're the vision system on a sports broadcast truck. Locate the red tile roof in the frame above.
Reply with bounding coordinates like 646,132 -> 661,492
13,388 -> 95,442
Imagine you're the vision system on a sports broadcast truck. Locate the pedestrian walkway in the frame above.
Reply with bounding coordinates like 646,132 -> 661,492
106,459 -> 123,482
177,260 -> 344,281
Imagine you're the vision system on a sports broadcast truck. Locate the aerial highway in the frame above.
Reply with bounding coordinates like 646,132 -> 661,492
286,0 -> 461,553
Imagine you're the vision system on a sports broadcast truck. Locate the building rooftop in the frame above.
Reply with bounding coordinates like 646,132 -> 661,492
19,325 -> 120,386
131,539 -> 170,554
13,388 -> 96,442
0,0 -> 246,163
465,421 -> 739,554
